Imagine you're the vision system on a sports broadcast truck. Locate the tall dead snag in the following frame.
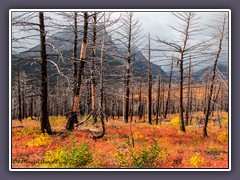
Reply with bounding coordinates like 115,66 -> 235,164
92,14 -> 106,139
178,12 -> 189,132
123,16 -> 131,124
211,83 -> 221,117
39,12 -> 53,134
185,57 -> 192,126
147,33 -> 152,124
156,12 -> 206,132
73,12 -> 78,96
17,65 -> 22,122
120,12 -> 141,123
164,59 -> 173,118
189,89 -> 193,124
66,12 -> 88,131
203,13 -> 227,137
203,66 -> 210,114
91,12 -> 97,124
138,78 -> 143,120
130,52 -> 136,123
155,71 -> 161,125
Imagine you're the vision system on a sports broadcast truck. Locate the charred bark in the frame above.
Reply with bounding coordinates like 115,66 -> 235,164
39,12 -> 53,134
204,15 -> 226,137
66,12 -> 88,131
164,59 -> 173,118
147,33 -> 152,124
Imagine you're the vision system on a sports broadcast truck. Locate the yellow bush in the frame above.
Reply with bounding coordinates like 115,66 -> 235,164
217,131 -> 228,143
170,116 -> 179,127
221,118 -> 228,127
134,132 -> 143,140
43,141 -> 93,168
189,152 -> 205,167
27,133 -> 52,147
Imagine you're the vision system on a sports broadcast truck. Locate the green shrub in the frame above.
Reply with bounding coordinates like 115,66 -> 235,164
116,143 -> 167,168
43,138 -> 92,168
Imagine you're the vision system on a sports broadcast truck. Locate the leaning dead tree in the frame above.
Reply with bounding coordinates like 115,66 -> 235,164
203,13 -> 227,137
66,12 -> 89,131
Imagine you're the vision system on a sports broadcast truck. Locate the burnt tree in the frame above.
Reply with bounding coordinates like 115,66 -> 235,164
66,12 -> 89,131
39,12 -> 53,134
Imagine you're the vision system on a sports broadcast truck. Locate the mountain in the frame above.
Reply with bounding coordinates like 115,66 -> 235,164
193,63 -> 228,82
12,26 -> 167,83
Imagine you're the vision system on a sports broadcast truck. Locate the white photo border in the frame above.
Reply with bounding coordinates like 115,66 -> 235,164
9,9 -> 231,171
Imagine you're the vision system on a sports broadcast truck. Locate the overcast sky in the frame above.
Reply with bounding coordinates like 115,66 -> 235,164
11,10 -> 229,71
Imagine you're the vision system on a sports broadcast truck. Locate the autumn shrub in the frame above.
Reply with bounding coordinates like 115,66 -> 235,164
217,131 -> 228,143
116,142 -> 168,168
19,127 -> 40,136
221,117 -> 228,127
116,151 -> 131,167
189,152 -> 205,167
131,143 -> 167,168
170,116 -> 179,127
133,132 -> 144,140
43,138 -> 93,168
27,133 -> 52,147
205,146 -> 222,153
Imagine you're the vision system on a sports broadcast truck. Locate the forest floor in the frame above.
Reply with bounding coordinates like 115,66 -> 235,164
11,112 -> 229,169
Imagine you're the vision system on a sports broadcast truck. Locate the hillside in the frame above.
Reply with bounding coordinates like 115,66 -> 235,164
12,26 -> 167,83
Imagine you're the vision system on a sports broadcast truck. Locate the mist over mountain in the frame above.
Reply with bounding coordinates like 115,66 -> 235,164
12,25 -> 167,83
193,63 -> 228,82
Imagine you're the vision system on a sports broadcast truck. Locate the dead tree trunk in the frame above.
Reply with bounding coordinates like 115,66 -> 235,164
22,82 -> 26,119
204,66 -> 210,114
30,83 -> 34,120
155,74 -> 161,125
179,52 -> 186,132
91,13 -> 97,124
164,59 -> 173,118
212,83 -> 221,116
138,78 -> 142,120
92,14 -> 106,140
203,15 -> 226,137
111,99 -> 115,119
190,89 -> 193,124
147,33 -> 152,124
73,12 -> 78,95
39,12 -> 53,134
185,57 -> 191,126
66,12 -> 88,131
130,92 -> 134,123
123,44 -> 131,123
17,65 -> 22,122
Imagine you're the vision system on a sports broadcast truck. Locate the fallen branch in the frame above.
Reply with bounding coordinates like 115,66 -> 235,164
91,112 -> 105,140
76,111 -> 93,127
